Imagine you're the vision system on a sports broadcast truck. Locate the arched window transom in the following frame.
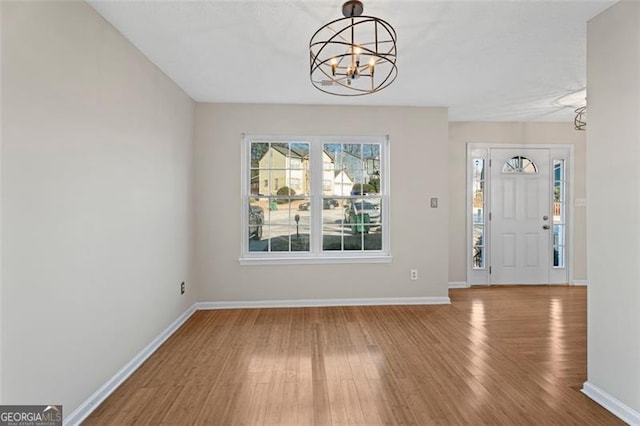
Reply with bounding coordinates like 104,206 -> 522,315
502,156 -> 538,174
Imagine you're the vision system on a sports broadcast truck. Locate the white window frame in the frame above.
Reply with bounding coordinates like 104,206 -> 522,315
240,134 -> 391,265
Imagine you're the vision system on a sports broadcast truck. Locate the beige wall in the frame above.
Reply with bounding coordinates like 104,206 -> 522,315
448,122 -> 587,284
1,0 -> 195,415
194,104 -> 449,302
586,0 -> 640,414
0,0 -> 4,404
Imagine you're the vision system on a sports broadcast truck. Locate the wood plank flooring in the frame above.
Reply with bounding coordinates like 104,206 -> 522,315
84,286 -> 623,425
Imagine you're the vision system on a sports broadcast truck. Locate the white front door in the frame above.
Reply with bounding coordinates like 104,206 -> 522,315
490,149 -> 551,284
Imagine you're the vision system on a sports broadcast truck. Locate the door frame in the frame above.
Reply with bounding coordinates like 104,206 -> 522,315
466,143 -> 575,286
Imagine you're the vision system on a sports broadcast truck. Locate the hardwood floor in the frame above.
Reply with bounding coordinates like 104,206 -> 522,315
84,286 -> 623,425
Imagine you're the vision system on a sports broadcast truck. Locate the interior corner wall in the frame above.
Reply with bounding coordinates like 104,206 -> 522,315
448,122 -> 587,284
194,103 -> 449,302
1,1 -> 195,414
0,1 -> 4,404
586,0 -> 640,414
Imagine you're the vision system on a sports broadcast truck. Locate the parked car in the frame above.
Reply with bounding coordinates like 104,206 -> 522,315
325,199 -> 339,209
344,199 -> 380,233
298,199 -> 339,211
249,204 -> 263,240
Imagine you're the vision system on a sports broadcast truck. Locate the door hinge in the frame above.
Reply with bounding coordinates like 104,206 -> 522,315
489,266 -> 492,274
489,212 -> 492,221
489,159 -> 492,167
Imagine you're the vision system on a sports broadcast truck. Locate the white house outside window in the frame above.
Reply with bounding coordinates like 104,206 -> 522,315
241,135 -> 390,264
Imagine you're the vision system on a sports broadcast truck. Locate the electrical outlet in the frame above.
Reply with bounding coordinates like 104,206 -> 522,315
180,281 -> 185,295
430,197 -> 438,208
410,269 -> 418,280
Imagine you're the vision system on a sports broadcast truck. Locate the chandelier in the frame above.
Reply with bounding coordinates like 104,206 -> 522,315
574,104 -> 586,131
309,0 -> 397,96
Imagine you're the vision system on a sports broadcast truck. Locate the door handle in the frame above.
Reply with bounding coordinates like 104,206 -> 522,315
543,225 -> 550,230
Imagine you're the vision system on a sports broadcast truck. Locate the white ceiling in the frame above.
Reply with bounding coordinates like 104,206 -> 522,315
88,0 -> 616,122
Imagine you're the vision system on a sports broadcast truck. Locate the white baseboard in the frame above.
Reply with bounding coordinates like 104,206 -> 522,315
573,280 -> 588,286
582,381 -> 640,425
64,304 -> 197,426
448,282 -> 469,289
197,296 -> 451,310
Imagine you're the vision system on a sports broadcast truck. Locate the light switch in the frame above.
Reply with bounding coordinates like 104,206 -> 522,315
575,198 -> 587,207
430,197 -> 438,208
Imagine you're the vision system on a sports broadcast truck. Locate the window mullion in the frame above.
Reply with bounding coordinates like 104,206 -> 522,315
310,138 -> 323,254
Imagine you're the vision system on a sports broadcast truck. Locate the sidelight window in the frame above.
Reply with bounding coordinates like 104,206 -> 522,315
472,158 -> 486,269
553,160 -> 566,268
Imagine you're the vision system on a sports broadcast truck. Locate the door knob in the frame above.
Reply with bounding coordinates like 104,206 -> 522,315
543,224 -> 550,230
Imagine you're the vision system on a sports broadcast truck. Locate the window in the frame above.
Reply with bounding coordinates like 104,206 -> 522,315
553,160 -> 566,268
290,177 -> 301,191
502,156 -> 537,173
242,135 -> 390,263
471,158 -> 486,269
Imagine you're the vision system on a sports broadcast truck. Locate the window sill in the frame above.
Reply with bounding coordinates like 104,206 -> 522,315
239,254 -> 392,266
